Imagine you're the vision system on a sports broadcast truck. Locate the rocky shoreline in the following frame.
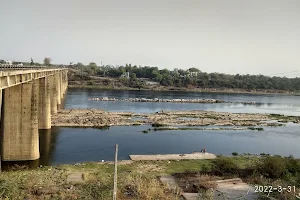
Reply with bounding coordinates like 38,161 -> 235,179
87,97 -> 257,104
51,109 -> 300,128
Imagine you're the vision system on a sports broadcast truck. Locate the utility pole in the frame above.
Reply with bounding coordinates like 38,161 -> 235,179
113,144 -> 118,200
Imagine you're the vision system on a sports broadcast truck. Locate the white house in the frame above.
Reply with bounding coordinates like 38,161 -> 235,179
120,72 -> 130,79
189,72 -> 198,77
5,60 -> 12,65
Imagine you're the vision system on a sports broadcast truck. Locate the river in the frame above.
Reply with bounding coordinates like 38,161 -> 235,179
2,88 -> 300,168
65,88 -> 300,116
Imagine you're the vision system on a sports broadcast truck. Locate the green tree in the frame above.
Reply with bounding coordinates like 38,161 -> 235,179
43,57 -> 51,65
151,70 -> 162,82
88,62 -> 97,74
188,67 -> 200,72
130,72 -> 137,81
75,62 -> 84,69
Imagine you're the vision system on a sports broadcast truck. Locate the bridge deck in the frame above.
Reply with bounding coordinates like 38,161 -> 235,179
0,67 -> 67,89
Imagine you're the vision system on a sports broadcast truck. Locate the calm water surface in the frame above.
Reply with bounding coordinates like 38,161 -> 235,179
65,88 -> 300,116
8,123 -> 299,167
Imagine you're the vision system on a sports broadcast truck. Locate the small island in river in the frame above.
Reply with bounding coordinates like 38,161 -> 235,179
52,109 -> 300,129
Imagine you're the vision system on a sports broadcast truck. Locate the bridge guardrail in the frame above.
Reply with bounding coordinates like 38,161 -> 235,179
0,64 -> 68,70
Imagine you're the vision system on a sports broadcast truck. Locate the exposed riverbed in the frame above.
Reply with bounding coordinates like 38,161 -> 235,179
52,109 -> 299,127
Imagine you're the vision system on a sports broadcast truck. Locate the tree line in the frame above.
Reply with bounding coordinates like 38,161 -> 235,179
6,58 -> 299,91
69,62 -> 300,91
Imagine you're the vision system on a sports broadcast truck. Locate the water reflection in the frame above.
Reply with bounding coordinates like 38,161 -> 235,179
39,129 -> 54,166
1,128 -> 58,170
1,124 -> 300,170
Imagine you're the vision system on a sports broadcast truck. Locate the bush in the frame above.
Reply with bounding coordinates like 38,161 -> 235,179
232,152 -> 239,156
212,157 -> 239,175
257,156 -> 286,179
285,156 -> 300,174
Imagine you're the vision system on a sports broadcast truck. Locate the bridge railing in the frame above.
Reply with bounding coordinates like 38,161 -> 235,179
0,64 -> 67,70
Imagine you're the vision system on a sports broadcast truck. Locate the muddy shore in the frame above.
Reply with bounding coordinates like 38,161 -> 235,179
52,109 -> 300,128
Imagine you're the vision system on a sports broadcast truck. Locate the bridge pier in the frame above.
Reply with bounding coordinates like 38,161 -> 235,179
49,75 -> 58,114
0,89 -> 2,122
56,73 -> 61,105
38,77 -> 51,129
62,70 -> 68,96
1,81 -> 39,161
0,69 -> 68,161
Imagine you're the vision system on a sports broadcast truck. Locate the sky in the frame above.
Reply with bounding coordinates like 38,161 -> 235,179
0,0 -> 300,77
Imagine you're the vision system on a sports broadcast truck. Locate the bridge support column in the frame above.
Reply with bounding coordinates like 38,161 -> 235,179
65,70 -> 68,91
56,73 -> 61,105
59,72 -> 63,99
38,77 -> 51,129
49,75 -> 58,114
0,89 -> 2,123
1,81 -> 39,161
62,70 -> 68,95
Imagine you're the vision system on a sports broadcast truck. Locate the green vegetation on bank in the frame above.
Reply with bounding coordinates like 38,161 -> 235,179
0,155 -> 299,199
67,62 -> 300,92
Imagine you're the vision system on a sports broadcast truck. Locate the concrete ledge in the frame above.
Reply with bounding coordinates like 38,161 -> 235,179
130,153 -> 216,161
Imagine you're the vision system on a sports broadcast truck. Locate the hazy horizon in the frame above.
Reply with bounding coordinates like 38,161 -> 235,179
1,0 -> 300,77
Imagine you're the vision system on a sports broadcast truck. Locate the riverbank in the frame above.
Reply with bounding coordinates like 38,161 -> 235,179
1,155 -> 299,199
68,83 -> 296,96
52,109 -> 300,128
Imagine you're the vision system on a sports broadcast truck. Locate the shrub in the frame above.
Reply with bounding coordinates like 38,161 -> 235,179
151,123 -> 166,127
232,152 -> 239,156
212,157 -> 239,175
285,156 -> 300,174
257,156 -> 286,179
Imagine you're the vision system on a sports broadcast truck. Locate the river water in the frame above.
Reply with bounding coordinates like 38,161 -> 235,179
3,88 -> 300,168
65,88 -> 300,116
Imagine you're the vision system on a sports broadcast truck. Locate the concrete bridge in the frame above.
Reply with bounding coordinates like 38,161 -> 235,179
0,67 -> 68,161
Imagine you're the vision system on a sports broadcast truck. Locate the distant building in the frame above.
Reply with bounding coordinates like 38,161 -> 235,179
145,81 -> 160,86
5,60 -> 12,65
120,72 -> 130,79
189,72 -> 198,77
139,78 -> 160,86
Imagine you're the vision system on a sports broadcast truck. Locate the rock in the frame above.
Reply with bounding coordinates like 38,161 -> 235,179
67,173 -> 84,183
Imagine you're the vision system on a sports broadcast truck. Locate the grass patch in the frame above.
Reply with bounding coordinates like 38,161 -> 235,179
132,123 -> 141,126
269,114 -> 283,117
121,114 -> 132,117
204,115 -> 218,119
0,156 -> 299,199
176,114 -> 199,118
165,160 -> 213,174
151,123 -> 167,127
248,127 -> 264,131
269,114 -> 300,122
267,123 -> 284,126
